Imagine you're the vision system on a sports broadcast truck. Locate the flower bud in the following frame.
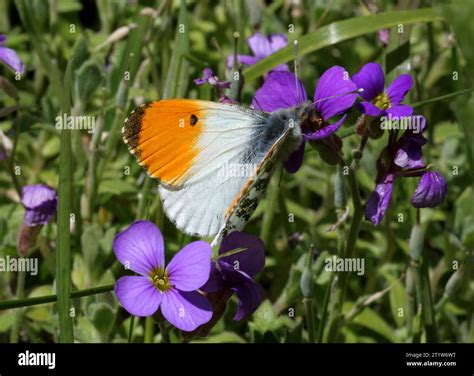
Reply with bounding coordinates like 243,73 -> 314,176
17,223 -> 42,256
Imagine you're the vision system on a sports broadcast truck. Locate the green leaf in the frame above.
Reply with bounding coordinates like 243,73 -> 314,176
383,273 -> 408,327
71,35 -> 89,71
81,224 -> 102,274
41,137 -> 60,159
75,60 -> 103,105
75,317 -> 102,343
163,0 -> 190,99
57,0 -> 82,13
348,305 -> 397,343
88,302 -> 115,338
99,179 -> 136,195
109,11 -> 153,93
0,311 -> 16,332
249,300 -> 284,334
244,9 -> 443,81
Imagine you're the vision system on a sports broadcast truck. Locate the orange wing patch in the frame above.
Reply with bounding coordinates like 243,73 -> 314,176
123,99 -> 204,186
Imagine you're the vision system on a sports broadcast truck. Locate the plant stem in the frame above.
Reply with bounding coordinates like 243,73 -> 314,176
421,255 -> 438,342
128,316 -> 135,343
0,284 -> 115,310
304,297 -> 316,343
9,269 -> 26,342
412,87 -> 473,108
326,204 -> 363,342
56,61 -> 75,343
158,321 -> 170,343
137,176 -> 153,219
325,128 -> 367,342
126,176 -> 154,343
317,271 -> 334,343
144,316 -> 155,343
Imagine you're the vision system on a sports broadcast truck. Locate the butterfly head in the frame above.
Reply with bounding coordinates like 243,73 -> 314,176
297,101 -> 325,134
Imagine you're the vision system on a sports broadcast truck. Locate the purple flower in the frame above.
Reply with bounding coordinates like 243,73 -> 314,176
378,29 -> 390,46
352,62 -> 413,117
194,67 -> 235,104
194,67 -> 231,89
227,32 -> 288,71
365,116 -> 447,225
365,174 -> 394,226
114,221 -> 212,332
0,35 -> 24,74
253,67 -> 357,173
21,184 -> 57,226
202,231 -> 265,321
411,171 -> 448,208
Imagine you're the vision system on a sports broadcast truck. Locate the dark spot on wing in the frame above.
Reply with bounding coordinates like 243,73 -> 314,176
190,114 -> 198,126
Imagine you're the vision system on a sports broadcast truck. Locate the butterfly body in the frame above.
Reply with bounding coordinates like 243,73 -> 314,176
123,99 -> 307,244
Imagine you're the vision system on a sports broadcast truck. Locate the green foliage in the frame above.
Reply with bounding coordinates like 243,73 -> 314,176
0,0 -> 472,345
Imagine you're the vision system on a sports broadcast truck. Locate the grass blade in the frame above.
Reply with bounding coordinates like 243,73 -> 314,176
56,59 -> 75,343
244,8 -> 443,81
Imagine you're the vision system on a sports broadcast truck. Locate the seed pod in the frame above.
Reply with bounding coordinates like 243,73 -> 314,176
445,267 -> 465,298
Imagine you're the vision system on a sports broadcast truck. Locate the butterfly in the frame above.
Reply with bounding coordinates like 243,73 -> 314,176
123,99 -> 312,246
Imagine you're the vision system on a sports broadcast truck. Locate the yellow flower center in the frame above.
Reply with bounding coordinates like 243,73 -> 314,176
150,268 -> 171,292
374,93 -> 391,109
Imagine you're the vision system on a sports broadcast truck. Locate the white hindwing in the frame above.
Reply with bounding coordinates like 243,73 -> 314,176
158,102 -> 287,238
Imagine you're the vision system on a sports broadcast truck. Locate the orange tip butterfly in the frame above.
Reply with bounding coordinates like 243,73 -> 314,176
122,98 -> 310,246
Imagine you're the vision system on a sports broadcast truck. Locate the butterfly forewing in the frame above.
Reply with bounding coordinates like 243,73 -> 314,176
123,99 -> 292,239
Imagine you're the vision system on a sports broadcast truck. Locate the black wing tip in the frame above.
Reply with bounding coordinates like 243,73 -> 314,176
122,103 -> 152,156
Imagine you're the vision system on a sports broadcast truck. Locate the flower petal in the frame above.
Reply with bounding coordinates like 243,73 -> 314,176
365,175 -> 394,226
411,171 -> 447,208
283,140 -> 305,174
314,66 -> 357,120
267,34 -> 288,53
394,133 -> 427,169
378,29 -> 390,45
0,47 -> 24,73
21,184 -> 57,226
226,54 -> 259,69
193,67 -> 214,85
115,276 -> 162,317
233,278 -> 264,321
219,265 -> 264,321
166,240 -> 212,291
252,71 -> 307,112
248,32 -> 287,58
356,101 -> 384,117
200,262 -> 225,293
113,221 -> 165,275
247,32 -> 270,57
386,104 -> 413,117
21,184 -> 57,209
386,74 -> 413,105
161,289 -> 212,331
218,231 -> 265,277
352,62 -> 385,101
304,114 -> 346,141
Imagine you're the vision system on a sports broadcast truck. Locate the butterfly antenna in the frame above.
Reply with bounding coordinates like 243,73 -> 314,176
293,39 -> 302,101
312,87 -> 364,105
